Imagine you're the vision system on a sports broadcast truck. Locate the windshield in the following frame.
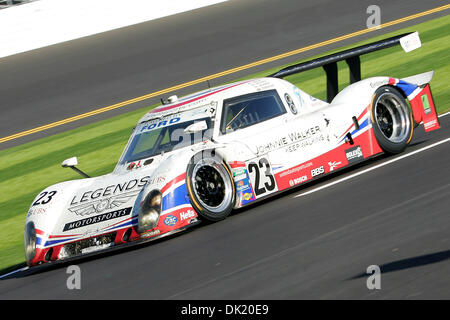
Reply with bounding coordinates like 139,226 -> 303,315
120,116 -> 213,164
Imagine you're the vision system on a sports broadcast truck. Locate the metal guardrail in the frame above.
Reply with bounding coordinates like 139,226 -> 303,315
0,0 -> 38,10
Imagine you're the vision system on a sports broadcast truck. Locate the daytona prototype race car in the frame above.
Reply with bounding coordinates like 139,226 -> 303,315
24,32 -> 440,266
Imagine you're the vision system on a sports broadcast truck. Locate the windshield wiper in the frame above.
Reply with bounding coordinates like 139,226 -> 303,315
226,105 -> 247,131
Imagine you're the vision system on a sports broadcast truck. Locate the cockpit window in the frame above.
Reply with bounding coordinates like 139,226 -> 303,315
220,90 -> 286,134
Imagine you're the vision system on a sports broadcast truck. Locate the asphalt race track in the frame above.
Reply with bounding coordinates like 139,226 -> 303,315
0,0 -> 449,299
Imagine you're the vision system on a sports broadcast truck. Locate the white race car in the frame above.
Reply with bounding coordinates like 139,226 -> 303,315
24,32 -> 440,266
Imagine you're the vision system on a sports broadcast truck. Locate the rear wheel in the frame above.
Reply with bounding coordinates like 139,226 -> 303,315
186,150 -> 235,221
371,86 -> 413,154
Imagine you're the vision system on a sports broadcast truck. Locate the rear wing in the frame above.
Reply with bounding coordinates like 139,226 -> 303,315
269,32 -> 422,102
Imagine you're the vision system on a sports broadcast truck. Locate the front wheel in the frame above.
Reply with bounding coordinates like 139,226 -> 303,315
371,86 -> 413,154
186,150 -> 235,222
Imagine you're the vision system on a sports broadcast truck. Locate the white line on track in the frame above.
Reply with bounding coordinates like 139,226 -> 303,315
0,266 -> 28,280
294,135 -> 450,198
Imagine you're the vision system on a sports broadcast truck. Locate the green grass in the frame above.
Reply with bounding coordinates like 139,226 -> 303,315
0,15 -> 449,274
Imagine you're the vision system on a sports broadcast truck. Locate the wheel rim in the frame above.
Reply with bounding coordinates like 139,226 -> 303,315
374,92 -> 411,143
192,159 -> 232,213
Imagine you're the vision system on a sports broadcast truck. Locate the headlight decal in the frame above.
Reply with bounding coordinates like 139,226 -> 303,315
137,190 -> 162,233
24,221 -> 37,263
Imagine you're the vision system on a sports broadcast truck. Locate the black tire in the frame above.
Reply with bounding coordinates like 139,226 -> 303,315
186,150 -> 236,221
371,86 -> 413,154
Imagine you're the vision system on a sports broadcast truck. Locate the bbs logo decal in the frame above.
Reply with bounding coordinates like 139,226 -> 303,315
311,166 -> 325,177
345,146 -> 364,164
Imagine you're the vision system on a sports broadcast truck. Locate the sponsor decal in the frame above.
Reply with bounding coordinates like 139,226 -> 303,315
69,176 -> 152,211
236,179 -> 253,193
164,215 -> 178,226
255,126 -> 323,155
248,78 -> 275,92
285,126 -> 325,153
232,168 -> 247,178
242,193 -> 253,201
311,166 -> 325,177
399,31 -> 421,53
237,183 -> 255,204
289,175 -> 307,187
140,117 -> 181,133
63,207 -> 131,231
424,119 -> 437,130
127,160 -> 142,171
421,94 -> 431,115
27,207 -> 47,217
345,145 -> 364,164
370,79 -> 389,88
180,209 -> 196,221
233,165 -> 256,205
328,161 -> 342,171
278,162 -> 313,178
256,136 -> 289,155
288,126 -> 321,141
142,229 -> 160,238
293,86 -> 305,108
69,190 -> 140,216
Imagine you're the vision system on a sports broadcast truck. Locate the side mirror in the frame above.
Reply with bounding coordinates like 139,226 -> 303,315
184,120 -> 208,134
61,157 -> 78,168
61,156 -> 90,178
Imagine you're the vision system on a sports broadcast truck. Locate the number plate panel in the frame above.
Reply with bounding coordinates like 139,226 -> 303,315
246,157 -> 278,199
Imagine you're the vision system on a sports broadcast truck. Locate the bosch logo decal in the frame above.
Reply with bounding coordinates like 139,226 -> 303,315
289,175 -> 307,187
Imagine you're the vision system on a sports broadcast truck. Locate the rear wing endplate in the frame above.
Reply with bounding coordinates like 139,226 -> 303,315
269,32 -> 421,102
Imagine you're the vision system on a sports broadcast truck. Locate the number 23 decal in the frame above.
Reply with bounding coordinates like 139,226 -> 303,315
247,157 -> 278,198
32,191 -> 57,206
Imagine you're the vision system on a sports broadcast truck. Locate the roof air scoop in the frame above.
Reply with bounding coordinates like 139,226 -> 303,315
160,95 -> 178,105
